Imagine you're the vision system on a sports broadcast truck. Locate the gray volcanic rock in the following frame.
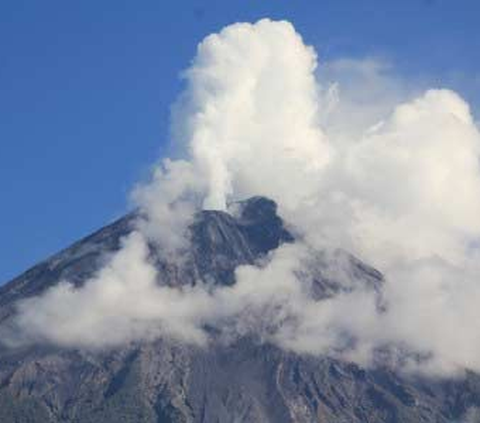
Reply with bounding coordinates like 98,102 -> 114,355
0,212 -> 135,323
151,196 -> 295,288
0,197 -> 479,423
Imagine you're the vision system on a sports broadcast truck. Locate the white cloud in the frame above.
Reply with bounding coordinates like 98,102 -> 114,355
131,159 -> 204,253
321,88 -> 480,267
172,19 -> 332,211
6,18 -> 480,377
11,232 -> 212,348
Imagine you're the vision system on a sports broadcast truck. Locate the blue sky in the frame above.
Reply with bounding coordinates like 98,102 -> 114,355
1,0 -> 479,283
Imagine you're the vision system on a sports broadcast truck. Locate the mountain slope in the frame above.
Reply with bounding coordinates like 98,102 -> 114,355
0,197 -> 479,423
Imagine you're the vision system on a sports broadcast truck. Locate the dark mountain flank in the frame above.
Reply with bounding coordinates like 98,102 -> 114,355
1,197 -> 480,423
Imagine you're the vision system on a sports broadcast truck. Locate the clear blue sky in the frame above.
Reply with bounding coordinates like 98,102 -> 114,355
1,0 -> 479,283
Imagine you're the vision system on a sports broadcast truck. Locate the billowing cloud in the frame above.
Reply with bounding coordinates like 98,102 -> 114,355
172,19 -> 331,211
5,18 -> 480,377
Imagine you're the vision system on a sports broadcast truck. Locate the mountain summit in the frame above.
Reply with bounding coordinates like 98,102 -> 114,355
0,197 -> 480,423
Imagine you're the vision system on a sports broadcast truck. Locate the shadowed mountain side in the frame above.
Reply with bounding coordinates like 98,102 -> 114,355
1,337 -> 480,422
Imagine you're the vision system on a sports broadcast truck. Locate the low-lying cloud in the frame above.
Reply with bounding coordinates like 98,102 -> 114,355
5,19 -> 480,377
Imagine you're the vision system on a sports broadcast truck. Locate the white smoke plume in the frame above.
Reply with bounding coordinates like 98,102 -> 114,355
6,19 -> 480,377
171,19 -> 331,211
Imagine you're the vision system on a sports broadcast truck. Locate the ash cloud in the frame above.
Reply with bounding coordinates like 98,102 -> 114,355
6,19 -> 480,377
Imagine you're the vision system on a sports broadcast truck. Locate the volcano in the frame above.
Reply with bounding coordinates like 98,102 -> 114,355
1,197 -> 480,423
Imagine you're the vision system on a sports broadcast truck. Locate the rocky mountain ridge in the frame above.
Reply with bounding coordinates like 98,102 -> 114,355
0,197 -> 479,422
